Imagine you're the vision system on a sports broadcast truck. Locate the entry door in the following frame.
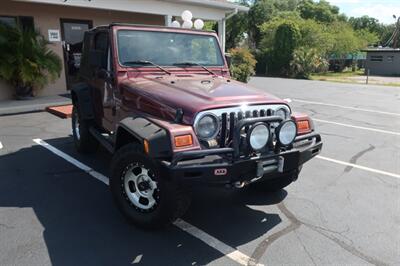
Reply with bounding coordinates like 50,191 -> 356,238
60,19 -> 92,90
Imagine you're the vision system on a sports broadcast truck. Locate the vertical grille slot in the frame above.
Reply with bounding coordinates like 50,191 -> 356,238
228,112 -> 235,142
238,112 -> 243,120
220,113 -> 227,147
245,111 -> 251,131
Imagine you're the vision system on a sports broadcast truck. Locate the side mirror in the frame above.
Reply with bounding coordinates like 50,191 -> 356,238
96,68 -> 113,82
225,53 -> 232,68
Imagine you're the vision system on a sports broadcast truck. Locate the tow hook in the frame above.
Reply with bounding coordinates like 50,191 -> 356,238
233,175 -> 264,188
234,181 -> 246,188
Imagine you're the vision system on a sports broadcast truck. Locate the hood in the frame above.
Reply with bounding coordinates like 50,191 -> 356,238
120,74 -> 285,124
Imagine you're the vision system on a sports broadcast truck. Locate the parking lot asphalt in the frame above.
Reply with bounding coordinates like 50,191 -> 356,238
0,77 -> 399,266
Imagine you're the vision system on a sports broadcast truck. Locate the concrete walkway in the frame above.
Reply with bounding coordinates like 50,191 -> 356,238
0,94 -> 71,116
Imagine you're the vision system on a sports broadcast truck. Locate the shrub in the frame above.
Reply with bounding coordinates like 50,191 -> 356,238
290,47 -> 329,78
272,20 -> 301,75
0,23 -> 62,99
229,47 -> 257,83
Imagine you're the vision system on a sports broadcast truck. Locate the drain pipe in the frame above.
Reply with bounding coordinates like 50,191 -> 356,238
219,8 -> 238,52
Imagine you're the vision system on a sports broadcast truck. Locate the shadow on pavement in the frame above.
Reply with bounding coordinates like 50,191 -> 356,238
0,136 -> 286,265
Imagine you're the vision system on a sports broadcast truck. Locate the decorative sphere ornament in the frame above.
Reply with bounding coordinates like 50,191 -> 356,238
194,19 -> 204,30
181,10 -> 193,22
171,20 -> 181,28
182,20 -> 193,29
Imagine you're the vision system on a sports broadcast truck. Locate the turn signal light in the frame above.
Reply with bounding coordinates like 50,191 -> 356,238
143,139 -> 150,154
175,134 -> 193,147
296,120 -> 311,134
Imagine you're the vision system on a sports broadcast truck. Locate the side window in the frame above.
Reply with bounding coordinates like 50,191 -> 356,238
79,32 -> 93,78
370,56 -> 383,62
94,32 -> 109,69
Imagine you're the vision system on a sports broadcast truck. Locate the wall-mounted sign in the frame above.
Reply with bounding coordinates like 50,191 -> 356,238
48,29 -> 61,42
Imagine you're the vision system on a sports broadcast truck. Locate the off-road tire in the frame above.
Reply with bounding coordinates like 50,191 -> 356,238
72,106 -> 98,153
110,143 -> 191,229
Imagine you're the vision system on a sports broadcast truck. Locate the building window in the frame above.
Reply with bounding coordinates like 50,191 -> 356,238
0,16 -> 34,31
387,56 -> 394,62
0,16 -> 17,27
370,56 -> 383,62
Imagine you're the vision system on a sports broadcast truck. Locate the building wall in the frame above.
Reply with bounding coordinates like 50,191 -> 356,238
365,51 -> 400,76
0,0 -> 164,100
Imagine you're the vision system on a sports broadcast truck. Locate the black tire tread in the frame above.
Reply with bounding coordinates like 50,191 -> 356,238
72,106 -> 98,153
111,143 -> 190,229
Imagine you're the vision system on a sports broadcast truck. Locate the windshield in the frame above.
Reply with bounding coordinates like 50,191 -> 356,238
117,30 -> 224,67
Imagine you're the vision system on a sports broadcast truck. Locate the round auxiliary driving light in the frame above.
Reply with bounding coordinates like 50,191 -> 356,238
194,114 -> 219,140
248,123 -> 270,151
277,120 -> 297,146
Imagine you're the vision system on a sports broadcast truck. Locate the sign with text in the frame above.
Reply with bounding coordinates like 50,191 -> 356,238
48,29 -> 61,42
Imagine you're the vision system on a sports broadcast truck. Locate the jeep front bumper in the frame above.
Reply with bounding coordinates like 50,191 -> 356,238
161,121 -> 322,187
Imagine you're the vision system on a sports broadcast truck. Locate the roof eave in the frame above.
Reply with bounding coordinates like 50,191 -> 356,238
165,0 -> 249,12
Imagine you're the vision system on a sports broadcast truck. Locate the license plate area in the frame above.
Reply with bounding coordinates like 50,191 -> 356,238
256,152 -> 300,177
256,156 -> 284,177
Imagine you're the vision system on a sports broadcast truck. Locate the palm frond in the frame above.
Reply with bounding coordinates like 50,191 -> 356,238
0,23 -> 62,91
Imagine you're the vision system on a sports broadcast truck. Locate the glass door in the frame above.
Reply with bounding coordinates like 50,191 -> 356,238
60,19 -> 93,90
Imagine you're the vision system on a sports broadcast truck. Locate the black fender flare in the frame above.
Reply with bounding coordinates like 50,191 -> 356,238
70,83 -> 94,120
115,117 -> 172,159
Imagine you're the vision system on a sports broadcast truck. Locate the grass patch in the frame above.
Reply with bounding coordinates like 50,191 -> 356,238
310,70 -> 400,87
310,69 -> 364,79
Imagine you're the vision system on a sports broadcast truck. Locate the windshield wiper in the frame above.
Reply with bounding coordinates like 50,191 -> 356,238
173,62 -> 216,76
122,60 -> 171,75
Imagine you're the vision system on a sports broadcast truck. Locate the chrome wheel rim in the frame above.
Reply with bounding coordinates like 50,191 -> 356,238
122,163 -> 158,211
73,110 -> 80,140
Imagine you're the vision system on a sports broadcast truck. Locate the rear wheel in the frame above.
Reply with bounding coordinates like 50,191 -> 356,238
110,143 -> 190,229
72,106 -> 98,153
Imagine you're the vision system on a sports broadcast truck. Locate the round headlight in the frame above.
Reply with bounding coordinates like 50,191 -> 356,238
277,120 -> 297,146
248,123 -> 270,151
195,114 -> 219,140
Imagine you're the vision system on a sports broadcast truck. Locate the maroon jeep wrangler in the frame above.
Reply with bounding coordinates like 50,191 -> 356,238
71,24 -> 322,228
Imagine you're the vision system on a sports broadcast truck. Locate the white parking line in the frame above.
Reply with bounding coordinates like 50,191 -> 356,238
32,138 -> 255,266
33,139 -> 109,185
174,219 -> 255,266
293,99 -> 400,117
313,118 -> 400,136
316,155 -> 400,179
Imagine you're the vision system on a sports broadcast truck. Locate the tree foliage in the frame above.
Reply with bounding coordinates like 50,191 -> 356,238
272,21 -> 301,75
229,47 -> 257,83
248,0 -> 299,47
297,0 -> 339,23
290,47 -> 329,78
226,0 -> 394,78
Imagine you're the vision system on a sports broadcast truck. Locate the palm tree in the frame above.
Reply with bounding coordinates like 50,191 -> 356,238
0,23 -> 62,99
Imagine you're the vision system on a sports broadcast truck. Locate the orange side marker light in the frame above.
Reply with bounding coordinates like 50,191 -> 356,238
174,134 -> 193,147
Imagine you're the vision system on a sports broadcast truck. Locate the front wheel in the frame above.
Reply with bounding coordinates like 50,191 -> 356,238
110,143 -> 190,229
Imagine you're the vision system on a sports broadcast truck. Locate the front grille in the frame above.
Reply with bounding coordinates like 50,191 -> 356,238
194,104 -> 291,148
218,108 -> 275,147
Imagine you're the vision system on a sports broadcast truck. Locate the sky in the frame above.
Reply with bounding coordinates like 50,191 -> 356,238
327,0 -> 400,24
